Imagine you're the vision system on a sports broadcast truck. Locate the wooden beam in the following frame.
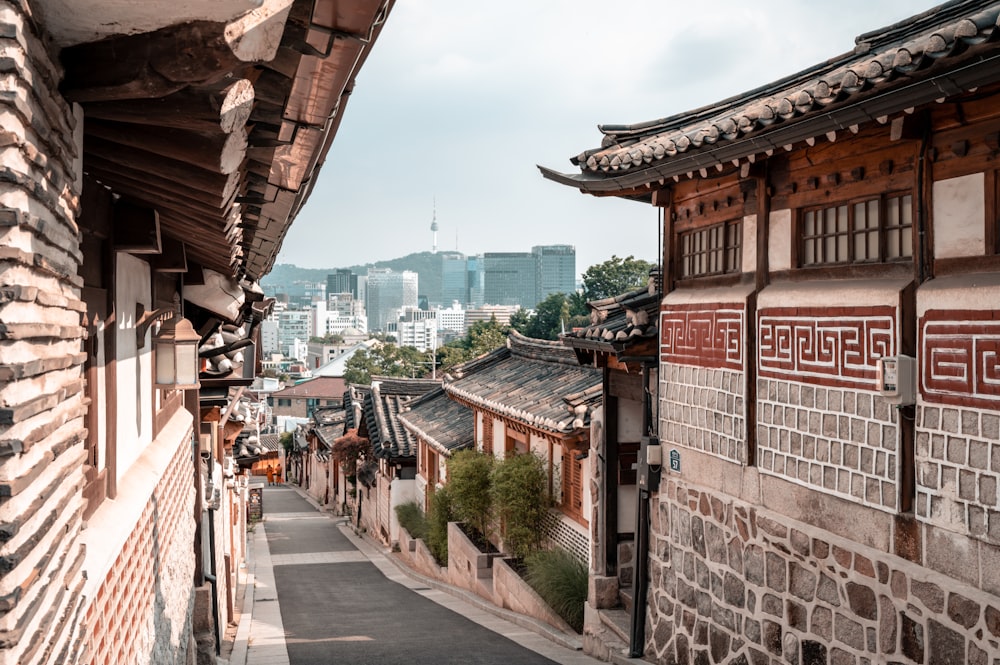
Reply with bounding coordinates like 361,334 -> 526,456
150,235 -> 188,273
61,22 -> 246,103
85,120 -> 248,175
82,79 -> 256,134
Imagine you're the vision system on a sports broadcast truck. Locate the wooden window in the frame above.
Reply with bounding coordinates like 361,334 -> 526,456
678,219 -> 741,278
504,426 -> 528,456
561,447 -> 585,522
800,193 -> 912,266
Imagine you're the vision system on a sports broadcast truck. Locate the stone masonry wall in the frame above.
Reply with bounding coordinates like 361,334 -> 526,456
757,379 -> 900,512
647,478 -> 1000,665
916,403 -> 999,545
0,3 -> 89,664
661,364 -> 746,464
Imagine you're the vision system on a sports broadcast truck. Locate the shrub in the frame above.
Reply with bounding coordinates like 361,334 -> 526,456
394,501 -> 428,541
426,485 -> 453,566
446,449 -> 494,541
490,452 -> 548,559
524,548 -> 588,633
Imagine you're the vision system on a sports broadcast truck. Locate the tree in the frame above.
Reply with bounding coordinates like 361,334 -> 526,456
508,308 -> 531,335
342,343 -> 428,384
581,255 -> 654,302
523,293 -> 571,341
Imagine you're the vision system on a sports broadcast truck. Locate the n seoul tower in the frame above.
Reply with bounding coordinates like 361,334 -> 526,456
430,198 -> 439,253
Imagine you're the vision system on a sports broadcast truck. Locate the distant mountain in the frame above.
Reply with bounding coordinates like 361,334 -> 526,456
263,251 -> 464,305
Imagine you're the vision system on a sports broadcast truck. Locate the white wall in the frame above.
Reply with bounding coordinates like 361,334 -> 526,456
115,252 -> 153,481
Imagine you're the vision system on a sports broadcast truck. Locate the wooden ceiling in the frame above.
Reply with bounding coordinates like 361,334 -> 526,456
58,0 -> 392,285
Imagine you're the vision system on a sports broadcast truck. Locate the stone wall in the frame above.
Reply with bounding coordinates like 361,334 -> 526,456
646,478 -> 1000,664
756,378 -> 899,511
661,364 -> 746,464
0,2 -> 89,662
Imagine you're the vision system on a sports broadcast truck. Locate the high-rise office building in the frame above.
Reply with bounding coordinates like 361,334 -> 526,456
533,244 -> 576,303
366,268 -> 418,332
326,269 -> 357,299
483,252 -> 536,308
441,253 -> 468,306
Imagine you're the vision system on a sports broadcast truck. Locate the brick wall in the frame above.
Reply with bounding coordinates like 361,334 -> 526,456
0,2 -> 89,663
647,478 -> 1000,664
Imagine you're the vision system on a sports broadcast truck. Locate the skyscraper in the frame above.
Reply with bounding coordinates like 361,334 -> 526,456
366,268 -> 419,332
484,252 -> 536,308
441,253 -> 468,306
533,244 -> 576,303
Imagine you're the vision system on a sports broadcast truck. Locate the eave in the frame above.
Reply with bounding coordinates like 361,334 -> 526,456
53,0 -> 392,285
540,5 -> 1000,198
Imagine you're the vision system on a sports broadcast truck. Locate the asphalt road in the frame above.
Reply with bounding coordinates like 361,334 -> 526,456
263,489 -> 561,665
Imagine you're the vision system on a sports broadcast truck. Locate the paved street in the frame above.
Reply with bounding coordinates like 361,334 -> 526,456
240,486 -> 603,665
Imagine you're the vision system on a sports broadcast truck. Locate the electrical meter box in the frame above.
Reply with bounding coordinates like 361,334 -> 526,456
876,355 -> 916,406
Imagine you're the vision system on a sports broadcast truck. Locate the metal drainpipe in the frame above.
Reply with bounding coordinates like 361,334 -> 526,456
629,361 -> 655,658
207,504 -> 221,656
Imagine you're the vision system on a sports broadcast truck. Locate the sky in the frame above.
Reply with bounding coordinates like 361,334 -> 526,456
277,0 -> 922,277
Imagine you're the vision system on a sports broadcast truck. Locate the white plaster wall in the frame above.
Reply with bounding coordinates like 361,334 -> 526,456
491,415 -> 504,459
617,398 -> 643,442
933,173 -> 986,259
389,477 -> 416,545
768,208 -> 792,272
618,488 -> 637,533
916,271 -> 1000,315
757,277 -> 912,310
742,213 -> 757,273
115,252 -> 153,482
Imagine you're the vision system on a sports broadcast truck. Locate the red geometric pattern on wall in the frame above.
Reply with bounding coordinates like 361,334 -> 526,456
660,303 -> 744,370
758,306 -> 896,388
920,309 -> 1000,408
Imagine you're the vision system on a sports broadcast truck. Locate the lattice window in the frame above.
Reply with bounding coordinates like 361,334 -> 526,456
679,219 -> 742,278
800,193 -> 912,266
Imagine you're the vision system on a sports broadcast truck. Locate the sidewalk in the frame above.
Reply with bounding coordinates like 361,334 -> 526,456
227,484 -> 612,665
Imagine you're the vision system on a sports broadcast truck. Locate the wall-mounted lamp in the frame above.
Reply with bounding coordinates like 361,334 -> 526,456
136,296 -> 201,390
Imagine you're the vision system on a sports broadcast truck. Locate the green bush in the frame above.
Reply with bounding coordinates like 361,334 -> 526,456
394,501 -> 428,541
490,452 -> 548,559
447,449 -> 494,541
426,485 -> 453,566
524,548 -> 588,633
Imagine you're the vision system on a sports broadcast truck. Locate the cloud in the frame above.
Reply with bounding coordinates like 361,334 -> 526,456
282,0 -> 925,278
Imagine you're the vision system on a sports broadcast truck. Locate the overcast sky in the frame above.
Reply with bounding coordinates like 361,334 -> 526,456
278,0 -> 922,276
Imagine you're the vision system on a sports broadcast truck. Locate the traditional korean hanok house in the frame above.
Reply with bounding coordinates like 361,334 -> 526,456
305,406 -> 347,507
397,386 -> 475,511
358,377 -> 439,545
0,1 -> 393,662
541,2 -> 1000,662
443,330 -> 602,563
559,276 -> 662,653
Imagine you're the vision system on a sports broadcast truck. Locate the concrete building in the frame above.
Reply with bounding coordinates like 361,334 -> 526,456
326,269 -> 357,299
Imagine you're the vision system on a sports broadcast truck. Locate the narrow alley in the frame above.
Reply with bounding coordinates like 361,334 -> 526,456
234,486 -> 605,665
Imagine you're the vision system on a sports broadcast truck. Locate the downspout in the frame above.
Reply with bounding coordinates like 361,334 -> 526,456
207,505 -> 221,656
629,361 -> 657,657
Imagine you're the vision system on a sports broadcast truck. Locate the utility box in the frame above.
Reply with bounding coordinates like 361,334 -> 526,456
876,355 -> 916,406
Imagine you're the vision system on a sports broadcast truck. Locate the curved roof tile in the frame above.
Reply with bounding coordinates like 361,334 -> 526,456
544,2 -> 1000,191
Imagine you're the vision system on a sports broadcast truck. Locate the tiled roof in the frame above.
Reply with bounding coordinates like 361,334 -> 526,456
271,376 -> 346,399
344,385 -> 369,432
540,1 -> 1000,194
443,331 -> 602,434
364,378 -> 440,460
561,276 -> 661,355
398,387 -> 474,458
259,433 -> 281,452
